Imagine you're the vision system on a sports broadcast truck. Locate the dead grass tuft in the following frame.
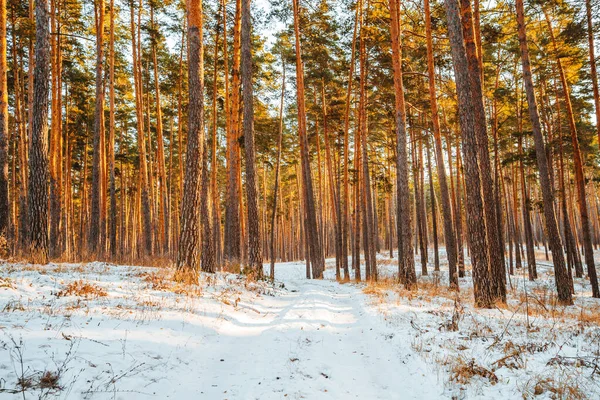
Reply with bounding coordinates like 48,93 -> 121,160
143,271 -> 172,290
0,234 -> 9,258
362,279 -> 395,302
173,268 -> 198,285
0,276 -> 14,288
56,280 -> 108,299
221,262 -> 242,274
449,356 -> 498,385
38,370 -> 61,390
530,376 -> 587,400
577,307 -> 600,326
3,299 -> 25,312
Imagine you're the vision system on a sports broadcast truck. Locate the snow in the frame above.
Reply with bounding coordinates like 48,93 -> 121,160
0,252 -> 599,399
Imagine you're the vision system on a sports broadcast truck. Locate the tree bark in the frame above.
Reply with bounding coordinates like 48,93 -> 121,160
460,0 -> 505,302
89,0 -> 105,256
293,0 -> 325,279
270,58 -> 285,280
544,10 -> 599,298
444,0 -> 493,307
108,0 -> 117,257
586,0 -> 600,146
27,0 -> 51,262
177,0 -> 205,273
224,0 -> 242,265
389,0 -> 415,287
241,0 -> 263,277
425,0 -> 457,286
0,0 -> 8,244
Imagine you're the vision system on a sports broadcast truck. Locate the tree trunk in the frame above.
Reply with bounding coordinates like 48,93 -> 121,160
89,0 -> 105,256
341,0 -> 360,280
425,0 -> 457,286
200,142 -> 215,273
177,0 -> 204,273
459,0 -> 505,302
27,0 -> 51,263
0,0 -> 8,244
108,0 -> 117,257
151,5 -> 169,255
389,0 -> 415,287
130,0 -> 152,256
224,0 -> 242,265
211,21 -> 221,266
241,0 -> 263,277
270,59 -> 285,280
586,0 -> 600,146
444,0 -> 493,308
545,10 -> 599,298
293,0 -> 325,279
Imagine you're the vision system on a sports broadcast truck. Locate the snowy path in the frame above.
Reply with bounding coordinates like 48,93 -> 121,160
184,263 -> 443,399
0,261 -> 444,399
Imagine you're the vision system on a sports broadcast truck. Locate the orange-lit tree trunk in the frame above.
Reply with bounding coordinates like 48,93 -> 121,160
389,0 -> 415,287
108,0 -> 117,256
89,0 -> 105,256
0,0 -> 8,243
241,0 -> 262,276
586,0 -> 600,145
460,0 -> 505,302
444,0 -> 493,307
293,0 -> 324,278
341,0 -> 360,280
210,21 -> 221,266
131,0 -> 152,256
151,5 -> 169,254
27,0 -> 50,262
224,0 -> 242,266
545,10 -> 599,298
269,59 -> 285,280
177,0 -> 204,272
425,0 -> 457,287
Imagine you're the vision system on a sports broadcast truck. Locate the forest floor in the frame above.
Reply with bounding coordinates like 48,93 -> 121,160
0,251 -> 598,399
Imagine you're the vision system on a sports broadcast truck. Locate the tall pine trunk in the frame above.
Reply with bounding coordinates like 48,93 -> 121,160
27,0 -> 51,263
241,0 -> 263,276
545,10 -> 600,298
0,0 -> 8,245
389,0 -> 415,287
270,59 -> 285,280
224,0 -> 242,266
425,0 -> 457,287
444,0 -> 493,308
177,0 -> 204,273
293,0 -> 325,278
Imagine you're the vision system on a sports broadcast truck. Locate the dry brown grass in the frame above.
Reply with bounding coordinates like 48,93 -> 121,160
0,276 -> 14,288
38,370 -> 61,390
137,268 -> 203,296
528,376 -> 588,400
173,268 -> 199,285
142,270 -> 173,290
362,275 -> 473,307
56,280 -> 108,299
577,306 -> 600,326
362,278 -> 396,302
2,299 -> 25,312
0,234 -> 9,258
448,356 -> 498,385
221,262 -> 242,274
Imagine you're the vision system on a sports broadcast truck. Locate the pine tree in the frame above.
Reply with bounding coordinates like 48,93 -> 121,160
177,0 -> 205,273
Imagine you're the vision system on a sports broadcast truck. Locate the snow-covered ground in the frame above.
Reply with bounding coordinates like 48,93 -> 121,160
0,251 -> 599,399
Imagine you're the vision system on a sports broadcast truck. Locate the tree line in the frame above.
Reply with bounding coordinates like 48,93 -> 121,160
0,0 -> 598,307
